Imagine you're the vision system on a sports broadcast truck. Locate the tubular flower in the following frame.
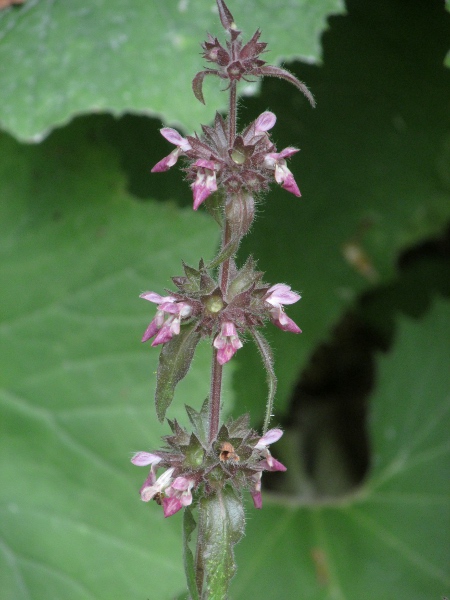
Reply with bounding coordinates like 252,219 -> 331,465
140,292 -> 193,346
191,159 -> 218,210
264,284 -> 302,333
139,467 -> 175,503
263,148 -> 301,197
251,428 -> 287,509
151,128 -> 192,173
162,476 -> 196,518
255,428 -> 287,472
213,321 -> 243,365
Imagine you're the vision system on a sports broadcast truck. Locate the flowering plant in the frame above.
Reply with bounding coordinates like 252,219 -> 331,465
132,1 -> 313,596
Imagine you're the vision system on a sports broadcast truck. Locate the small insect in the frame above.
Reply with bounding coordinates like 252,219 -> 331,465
153,492 -> 164,506
219,441 -> 240,462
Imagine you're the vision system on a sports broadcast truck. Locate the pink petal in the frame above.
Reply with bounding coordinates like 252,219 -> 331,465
260,457 -> 287,472
151,148 -> 182,172
251,490 -> 262,509
171,476 -> 192,491
192,181 -> 213,210
256,428 -> 283,448
266,284 -> 300,306
139,292 -> 167,304
222,321 -> 238,337
254,111 -> 276,133
216,344 -> 237,365
141,319 -> 160,342
277,147 -> 299,159
158,302 -> 181,314
160,127 -> 191,152
131,452 -> 161,466
163,496 -> 183,518
194,158 -> 216,170
281,172 -> 301,197
151,325 -> 174,346
160,127 -> 186,146
271,310 -> 302,334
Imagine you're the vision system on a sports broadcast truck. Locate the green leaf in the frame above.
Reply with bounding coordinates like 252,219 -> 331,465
185,398 -> 210,449
0,124 -> 221,599
199,487 -> 245,599
155,323 -> 202,422
232,299 -> 450,599
234,0 -> 450,418
183,507 -> 200,600
0,0 -> 345,141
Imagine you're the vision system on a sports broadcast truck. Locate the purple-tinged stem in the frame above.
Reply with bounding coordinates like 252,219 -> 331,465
228,80 -> 237,147
208,214 -> 232,444
208,80 -> 237,444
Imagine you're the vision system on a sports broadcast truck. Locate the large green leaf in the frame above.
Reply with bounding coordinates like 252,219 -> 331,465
0,126 -> 224,599
233,0 -> 450,420
231,299 -> 450,599
0,0 -> 344,142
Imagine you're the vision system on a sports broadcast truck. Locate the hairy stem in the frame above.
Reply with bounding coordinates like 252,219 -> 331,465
208,215 -> 232,443
228,80 -> 237,147
207,82 -> 237,444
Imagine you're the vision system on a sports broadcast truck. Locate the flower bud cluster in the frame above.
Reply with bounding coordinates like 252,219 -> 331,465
152,111 -> 301,210
140,259 -> 301,365
192,0 -> 315,108
131,406 -> 286,517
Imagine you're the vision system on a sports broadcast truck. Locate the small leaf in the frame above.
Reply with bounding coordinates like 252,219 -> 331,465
249,328 -> 277,433
199,487 -> 245,599
183,507 -> 200,600
227,255 -> 263,301
216,0 -> 236,32
256,65 -> 316,107
192,70 -> 219,105
226,413 -> 250,438
185,399 -> 209,448
155,323 -> 201,422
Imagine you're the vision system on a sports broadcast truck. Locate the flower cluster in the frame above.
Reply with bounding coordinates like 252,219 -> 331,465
140,260 -> 301,364
131,406 -> 286,517
152,111 -> 302,210
192,0 -> 315,108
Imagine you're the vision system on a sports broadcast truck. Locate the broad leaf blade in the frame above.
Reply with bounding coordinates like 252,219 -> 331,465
155,323 -> 201,422
183,507 -> 200,600
199,487 -> 245,599
232,299 -> 450,599
0,0 -> 344,141
0,125 -> 220,600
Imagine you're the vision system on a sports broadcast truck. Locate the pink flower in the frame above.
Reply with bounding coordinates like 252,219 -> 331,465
251,428 -> 287,509
254,111 -> 276,134
140,292 -> 193,346
264,284 -> 302,334
139,467 -> 175,503
162,476 -> 196,518
213,321 -> 243,365
191,159 -> 218,210
250,472 -> 263,509
131,452 -> 162,467
263,147 -> 301,196
151,128 -> 192,173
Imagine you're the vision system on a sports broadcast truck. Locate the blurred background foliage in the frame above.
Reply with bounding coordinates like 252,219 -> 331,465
0,0 -> 449,599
